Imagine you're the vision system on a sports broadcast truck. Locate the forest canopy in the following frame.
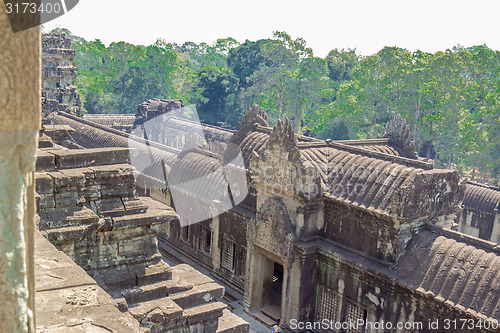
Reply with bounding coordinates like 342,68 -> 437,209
51,28 -> 500,184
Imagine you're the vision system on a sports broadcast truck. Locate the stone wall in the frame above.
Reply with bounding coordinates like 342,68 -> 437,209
0,5 -> 41,332
35,144 -> 248,332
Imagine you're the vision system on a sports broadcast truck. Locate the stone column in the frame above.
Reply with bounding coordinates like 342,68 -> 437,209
211,215 -> 221,269
0,6 -> 41,333
280,262 -> 289,322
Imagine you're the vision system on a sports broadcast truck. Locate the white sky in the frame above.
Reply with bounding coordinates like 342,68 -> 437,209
43,0 -> 500,57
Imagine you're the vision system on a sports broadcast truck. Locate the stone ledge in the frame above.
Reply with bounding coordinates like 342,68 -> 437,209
35,231 -> 141,332
217,309 -> 250,333
184,301 -> 227,325
46,147 -> 131,169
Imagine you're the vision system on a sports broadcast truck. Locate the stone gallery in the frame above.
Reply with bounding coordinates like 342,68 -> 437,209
1,26 -> 499,332
42,32 -> 500,332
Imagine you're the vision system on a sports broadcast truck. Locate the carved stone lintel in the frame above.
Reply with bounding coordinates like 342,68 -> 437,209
248,197 -> 296,261
382,113 -> 418,159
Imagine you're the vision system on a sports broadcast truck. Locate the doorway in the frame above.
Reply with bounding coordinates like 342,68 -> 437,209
261,261 -> 283,322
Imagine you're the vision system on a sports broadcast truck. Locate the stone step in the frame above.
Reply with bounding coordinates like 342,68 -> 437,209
169,282 -> 224,309
42,221 -> 102,244
217,309 -> 249,333
88,198 -> 148,218
261,305 -> 281,322
45,147 -> 131,169
38,206 -> 99,230
36,149 -> 56,171
100,268 -> 137,291
134,261 -> 172,286
252,311 -> 277,327
164,275 -> 193,295
121,281 -> 168,304
183,301 -> 227,328
128,297 -> 183,324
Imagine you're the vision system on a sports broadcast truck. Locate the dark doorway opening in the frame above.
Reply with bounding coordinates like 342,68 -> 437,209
261,261 -> 283,323
271,262 -> 283,306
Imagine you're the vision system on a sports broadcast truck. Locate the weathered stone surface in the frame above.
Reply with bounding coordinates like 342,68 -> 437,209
128,298 -> 183,323
455,181 -> 500,243
49,148 -> 131,169
382,112 -> 418,159
184,302 -> 226,325
35,231 -> 141,332
39,206 -> 98,229
216,309 -> 250,333
169,282 -> 224,309
84,113 -> 138,133
137,98 -> 184,121
34,145 -> 240,332
36,149 -> 56,171
42,33 -> 83,117
133,262 -> 173,285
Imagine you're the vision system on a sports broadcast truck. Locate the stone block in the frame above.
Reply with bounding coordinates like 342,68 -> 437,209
49,147 -> 131,169
169,282 -> 224,309
44,222 -> 102,244
101,268 -> 137,290
36,150 -> 56,171
123,198 -> 149,214
171,264 -> 215,286
100,184 -> 136,199
35,172 -> 54,195
184,302 -> 226,326
128,298 -> 183,323
121,282 -> 168,304
133,261 -> 173,285
216,309 -> 249,333
39,206 -> 99,230
94,198 -> 126,217
113,205 -> 176,229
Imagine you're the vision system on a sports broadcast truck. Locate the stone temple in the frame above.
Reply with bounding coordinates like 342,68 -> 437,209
1,27 -> 500,333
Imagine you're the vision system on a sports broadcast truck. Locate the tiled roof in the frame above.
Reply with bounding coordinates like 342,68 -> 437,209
398,228 -> 500,320
83,114 -> 136,129
463,182 -> 500,214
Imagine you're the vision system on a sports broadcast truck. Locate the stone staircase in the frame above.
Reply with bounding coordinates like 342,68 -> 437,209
35,142 -> 248,332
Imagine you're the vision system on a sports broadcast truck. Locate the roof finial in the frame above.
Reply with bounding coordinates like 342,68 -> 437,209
382,113 -> 418,159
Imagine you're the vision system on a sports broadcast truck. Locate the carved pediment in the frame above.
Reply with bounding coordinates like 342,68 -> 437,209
248,197 -> 296,260
230,105 -> 269,145
249,116 -> 322,199
266,116 -> 301,163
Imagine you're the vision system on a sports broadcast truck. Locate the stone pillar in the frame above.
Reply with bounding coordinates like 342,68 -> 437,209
211,215 -> 221,269
0,6 -> 41,333
280,263 -> 289,322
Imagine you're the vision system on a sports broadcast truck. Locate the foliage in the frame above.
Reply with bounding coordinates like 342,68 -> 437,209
56,28 -> 500,183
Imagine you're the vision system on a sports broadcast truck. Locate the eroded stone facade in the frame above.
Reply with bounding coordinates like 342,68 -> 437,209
47,104 -> 500,332
41,33 -> 83,117
454,181 -> 500,243
34,136 -> 249,332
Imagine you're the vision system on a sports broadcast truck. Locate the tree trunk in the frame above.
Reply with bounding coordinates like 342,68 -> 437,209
426,123 -> 433,160
278,94 -> 283,120
472,159 -> 476,180
413,94 -> 421,143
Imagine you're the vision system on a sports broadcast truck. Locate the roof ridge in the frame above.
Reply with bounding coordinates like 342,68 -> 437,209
427,224 -> 500,255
